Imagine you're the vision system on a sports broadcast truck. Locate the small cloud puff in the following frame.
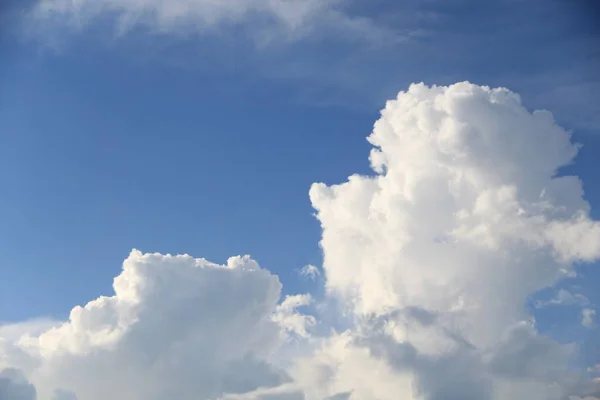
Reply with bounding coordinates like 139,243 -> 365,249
299,264 -> 320,280
582,308 -> 596,329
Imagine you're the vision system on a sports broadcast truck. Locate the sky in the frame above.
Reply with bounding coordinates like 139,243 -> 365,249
1,0 -> 600,399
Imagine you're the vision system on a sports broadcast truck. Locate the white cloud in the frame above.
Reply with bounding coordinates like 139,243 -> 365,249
0,319 -> 60,343
303,82 -> 600,399
273,294 -> 316,340
28,0 -> 400,47
310,82 -> 600,318
0,250 -> 305,400
298,264 -> 320,281
582,308 -> 596,329
535,289 -> 590,308
2,82 -> 600,400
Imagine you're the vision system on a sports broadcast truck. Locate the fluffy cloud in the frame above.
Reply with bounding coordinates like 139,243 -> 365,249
1,250 -> 300,400
273,294 -> 316,340
302,82 -> 600,399
2,82 -> 599,400
310,82 -> 599,319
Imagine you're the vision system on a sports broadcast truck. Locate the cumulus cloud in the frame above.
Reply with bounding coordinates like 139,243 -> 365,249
310,82 -> 599,318
302,82 -> 600,399
0,319 -> 60,343
0,250 -> 306,400
1,82 -> 599,400
273,294 -> 316,340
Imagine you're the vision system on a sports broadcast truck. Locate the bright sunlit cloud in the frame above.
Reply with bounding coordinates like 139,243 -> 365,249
1,82 -> 599,400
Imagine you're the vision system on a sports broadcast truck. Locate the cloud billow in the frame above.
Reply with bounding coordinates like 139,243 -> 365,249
1,82 -> 599,399
302,82 -> 600,399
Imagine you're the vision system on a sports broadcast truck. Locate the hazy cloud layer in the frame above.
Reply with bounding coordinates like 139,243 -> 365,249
28,0 -> 401,47
1,82 -> 599,399
0,369 -> 36,400
582,308 -> 596,329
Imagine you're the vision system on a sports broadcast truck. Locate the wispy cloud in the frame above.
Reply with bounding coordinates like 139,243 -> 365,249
219,383 -> 301,400
298,264 -> 320,281
534,289 -> 591,309
27,0 -> 405,48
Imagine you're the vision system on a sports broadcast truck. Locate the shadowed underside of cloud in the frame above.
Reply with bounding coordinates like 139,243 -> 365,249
0,369 -> 36,400
1,82 -> 600,399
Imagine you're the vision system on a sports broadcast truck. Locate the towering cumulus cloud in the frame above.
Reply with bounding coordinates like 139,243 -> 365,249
1,82 -> 599,399
299,82 -> 600,399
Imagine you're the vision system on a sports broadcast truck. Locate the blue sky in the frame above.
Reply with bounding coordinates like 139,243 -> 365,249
1,1 -> 600,398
